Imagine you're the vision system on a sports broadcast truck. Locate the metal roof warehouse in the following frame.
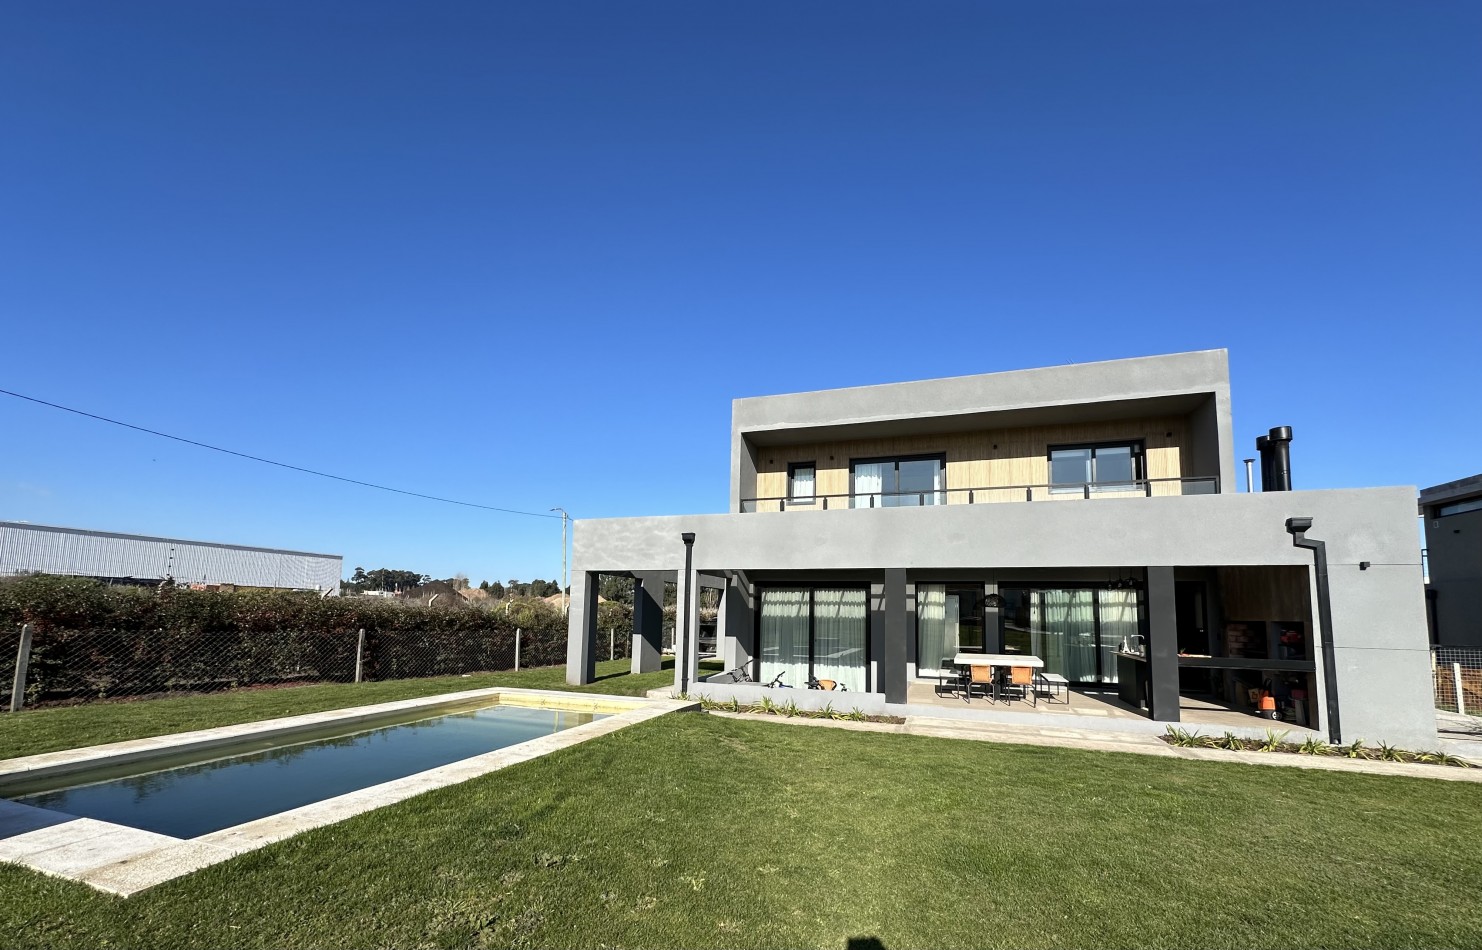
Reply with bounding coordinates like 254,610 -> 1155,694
0,521 -> 342,594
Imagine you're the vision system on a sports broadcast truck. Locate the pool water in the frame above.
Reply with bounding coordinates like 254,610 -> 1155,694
12,702 -> 602,839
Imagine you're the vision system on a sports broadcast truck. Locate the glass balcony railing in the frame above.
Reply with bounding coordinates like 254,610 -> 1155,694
739,475 -> 1221,512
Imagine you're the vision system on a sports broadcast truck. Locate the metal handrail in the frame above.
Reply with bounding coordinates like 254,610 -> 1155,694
739,475 -> 1220,512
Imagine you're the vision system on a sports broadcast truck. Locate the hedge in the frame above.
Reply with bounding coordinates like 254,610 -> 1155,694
0,575 -> 633,706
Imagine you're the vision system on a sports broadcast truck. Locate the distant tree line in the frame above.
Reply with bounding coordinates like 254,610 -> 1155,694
342,569 -> 567,599
478,578 -> 563,599
342,568 -> 429,593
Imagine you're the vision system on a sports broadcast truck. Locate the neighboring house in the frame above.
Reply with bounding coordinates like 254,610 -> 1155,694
1419,474 -> 1482,648
565,350 -> 1435,747
0,521 -> 342,594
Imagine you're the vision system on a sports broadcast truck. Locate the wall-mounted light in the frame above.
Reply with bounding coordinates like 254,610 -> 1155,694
1359,561 -> 1371,571
985,593 -> 1004,608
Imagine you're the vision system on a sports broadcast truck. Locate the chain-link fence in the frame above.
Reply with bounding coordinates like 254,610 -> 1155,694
1433,646 -> 1482,715
1,622 -> 633,711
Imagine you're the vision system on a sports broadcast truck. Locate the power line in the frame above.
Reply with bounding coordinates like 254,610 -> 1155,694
0,387 -> 563,520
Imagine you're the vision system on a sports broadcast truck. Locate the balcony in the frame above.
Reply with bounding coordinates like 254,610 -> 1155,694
738,475 -> 1220,512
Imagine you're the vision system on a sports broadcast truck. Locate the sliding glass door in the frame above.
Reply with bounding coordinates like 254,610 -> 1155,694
1000,587 -> 1142,683
757,589 -> 809,690
916,584 -> 986,678
757,587 -> 869,691
851,455 -> 945,507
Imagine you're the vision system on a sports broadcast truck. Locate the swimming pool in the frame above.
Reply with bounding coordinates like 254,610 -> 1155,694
0,687 -> 695,896
10,702 -> 604,839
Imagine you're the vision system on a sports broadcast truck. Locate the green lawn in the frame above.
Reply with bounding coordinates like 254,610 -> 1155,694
0,658 -> 687,760
3,670 -> 1482,948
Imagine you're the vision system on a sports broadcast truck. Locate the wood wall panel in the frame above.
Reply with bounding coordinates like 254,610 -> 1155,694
1216,566 -> 1312,622
751,417 -> 1190,502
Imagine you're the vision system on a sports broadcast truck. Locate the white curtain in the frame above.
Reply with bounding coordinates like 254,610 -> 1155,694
1098,590 -> 1140,684
758,589 -> 809,688
790,467 -> 815,502
1033,589 -> 1098,682
813,588 -> 868,691
852,463 -> 886,508
916,585 -> 949,676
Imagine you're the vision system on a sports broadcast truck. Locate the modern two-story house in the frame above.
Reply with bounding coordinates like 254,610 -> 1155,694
565,350 -> 1436,748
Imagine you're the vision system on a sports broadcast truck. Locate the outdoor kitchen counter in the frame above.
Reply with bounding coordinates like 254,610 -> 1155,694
1115,651 -> 1150,710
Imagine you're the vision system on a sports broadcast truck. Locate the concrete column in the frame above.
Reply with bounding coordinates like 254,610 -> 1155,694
878,569 -> 908,702
721,575 -> 755,671
1146,567 -> 1181,722
673,563 -> 701,693
713,576 -> 730,669
631,573 -> 665,675
565,571 -> 599,685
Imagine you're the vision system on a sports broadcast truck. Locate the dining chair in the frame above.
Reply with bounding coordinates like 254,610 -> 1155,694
966,664 -> 994,703
1001,665 -> 1037,705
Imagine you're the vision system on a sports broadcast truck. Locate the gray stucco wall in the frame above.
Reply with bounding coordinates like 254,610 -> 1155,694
728,349 -> 1234,506
570,486 -> 1434,747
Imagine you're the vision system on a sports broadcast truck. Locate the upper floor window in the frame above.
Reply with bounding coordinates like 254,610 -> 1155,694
788,462 -> 816,504
1049,442 -> 1144,493
851,455 -> 945,508
1436,497 -> 1482,518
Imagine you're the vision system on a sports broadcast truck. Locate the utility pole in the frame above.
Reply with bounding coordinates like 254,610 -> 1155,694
550,507 -> 570,615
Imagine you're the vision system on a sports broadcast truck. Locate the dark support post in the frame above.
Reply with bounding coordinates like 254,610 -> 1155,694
631,573 -> 665,675
1145,568 -> 1181,722
879,570 -> 908,703
679,532 -> 696,696
1288,517 -> 1341,743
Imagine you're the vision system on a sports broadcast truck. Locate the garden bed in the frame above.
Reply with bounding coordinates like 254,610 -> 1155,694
1161,726 -> 1473,767
692,693 -> 905,724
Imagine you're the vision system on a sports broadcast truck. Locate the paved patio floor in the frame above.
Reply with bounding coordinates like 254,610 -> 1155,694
903,679 -> 1301,732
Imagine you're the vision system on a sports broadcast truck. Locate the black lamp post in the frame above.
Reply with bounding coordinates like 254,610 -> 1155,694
680,532 -> 696,695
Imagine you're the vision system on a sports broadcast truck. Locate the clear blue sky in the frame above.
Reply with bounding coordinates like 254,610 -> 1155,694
3,1 -> 1478,586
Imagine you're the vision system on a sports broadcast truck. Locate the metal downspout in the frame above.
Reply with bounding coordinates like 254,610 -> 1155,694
1286,517 -> 1341,744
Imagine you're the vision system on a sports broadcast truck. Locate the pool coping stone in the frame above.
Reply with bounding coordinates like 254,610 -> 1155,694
0,687 -> 695,896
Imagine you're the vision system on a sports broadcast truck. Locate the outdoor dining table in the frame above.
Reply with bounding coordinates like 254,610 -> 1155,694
951,653 -> 1044,670
950,653 -> 1045,703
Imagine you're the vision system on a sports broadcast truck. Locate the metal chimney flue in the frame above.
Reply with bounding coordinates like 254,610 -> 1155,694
1255,435 -> 1271,492
1265,426 -> 1293,491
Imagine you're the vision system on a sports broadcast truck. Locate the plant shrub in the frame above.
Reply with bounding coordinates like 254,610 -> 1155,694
0,575 -> 627,705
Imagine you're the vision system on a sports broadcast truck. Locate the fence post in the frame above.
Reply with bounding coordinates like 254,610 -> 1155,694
354,628 -> 366,683
609,628 -> 615,661
514,628 -> 521,671
1455,662 -> 1466,716
9,624 -> 33,713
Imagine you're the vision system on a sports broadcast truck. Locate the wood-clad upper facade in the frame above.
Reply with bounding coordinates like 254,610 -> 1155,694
749,415 -> 1198,508
732,351 -> 1234,511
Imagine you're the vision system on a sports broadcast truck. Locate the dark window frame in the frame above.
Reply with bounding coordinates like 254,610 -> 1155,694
914,581 -> 989,676
1047,440 -> 1146,493
1436,497 -> 1482,519
995,582 -> 1148,684
753,583 -> 872,691
849,453 -> 947,507
787,461 -> 817,502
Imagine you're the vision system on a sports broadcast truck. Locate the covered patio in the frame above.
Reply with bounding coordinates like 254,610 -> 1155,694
902,678 -> 1308,733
